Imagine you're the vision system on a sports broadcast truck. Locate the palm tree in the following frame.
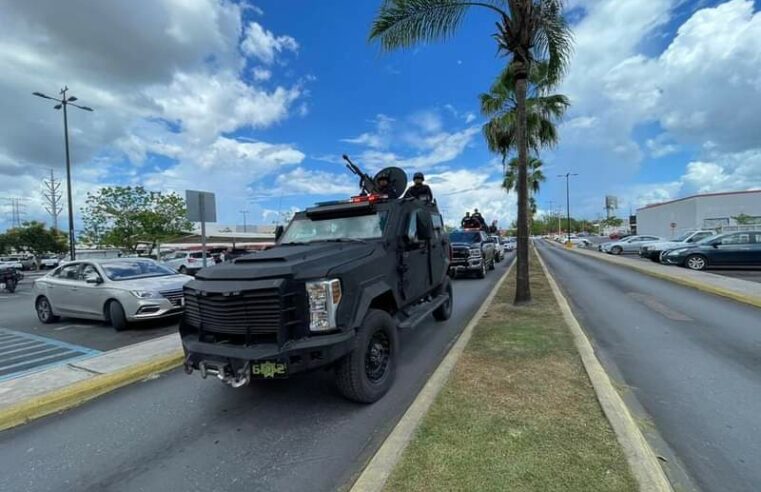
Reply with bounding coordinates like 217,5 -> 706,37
370,0 -> 573,304
480,61 -> 570,161
502,155 -> 545,196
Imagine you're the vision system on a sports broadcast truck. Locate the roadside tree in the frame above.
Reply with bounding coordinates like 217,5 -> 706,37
5,221 -> 67,268
81,186 -> 192,254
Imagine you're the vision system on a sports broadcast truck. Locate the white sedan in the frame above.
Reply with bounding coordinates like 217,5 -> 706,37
33,258 -> 192,331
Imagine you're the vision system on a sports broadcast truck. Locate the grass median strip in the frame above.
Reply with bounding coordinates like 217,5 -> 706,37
385,250 -> 637,491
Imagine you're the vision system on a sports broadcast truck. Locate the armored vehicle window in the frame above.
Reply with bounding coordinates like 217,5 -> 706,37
281,212 -> 388,244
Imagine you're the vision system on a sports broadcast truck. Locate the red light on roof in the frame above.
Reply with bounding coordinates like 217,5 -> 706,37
350,193 -> 386,203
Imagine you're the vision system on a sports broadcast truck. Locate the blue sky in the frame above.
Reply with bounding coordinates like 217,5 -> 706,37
1,0 -> 760,232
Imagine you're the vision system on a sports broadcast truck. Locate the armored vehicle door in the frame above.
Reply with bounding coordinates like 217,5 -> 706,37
429,211 -> 448,284
401,208 -> 432,301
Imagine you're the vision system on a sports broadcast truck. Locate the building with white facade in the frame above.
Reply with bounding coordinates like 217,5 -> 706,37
636,190 -> 761,239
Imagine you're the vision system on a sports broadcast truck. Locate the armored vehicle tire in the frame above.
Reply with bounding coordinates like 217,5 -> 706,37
488,258 -> 496,270
108,301 -> 128,331
432,278 -> 453,322
5,278 -> 16,293
335,309 -> 398,403
476,261 -> 486,278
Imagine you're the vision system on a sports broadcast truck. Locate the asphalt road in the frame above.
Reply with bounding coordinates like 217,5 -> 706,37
537,241 -> 761,492
0,254 -> 513,492
0,273 -> 178,352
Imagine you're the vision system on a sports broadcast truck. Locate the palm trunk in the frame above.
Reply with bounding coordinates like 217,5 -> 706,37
513,62 -> 531,304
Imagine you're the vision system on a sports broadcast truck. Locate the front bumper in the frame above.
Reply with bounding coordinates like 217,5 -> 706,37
126,298 -> 184,321
661,254 -> 685,265
449,257 -> 484,272
181,329 -> 356,378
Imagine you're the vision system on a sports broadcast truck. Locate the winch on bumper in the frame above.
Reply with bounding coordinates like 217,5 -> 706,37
181,330 -> 356,386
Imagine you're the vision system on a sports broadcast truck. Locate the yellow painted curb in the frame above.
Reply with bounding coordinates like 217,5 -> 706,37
535,247 -> 673,492
0,351 -> 184,432
547,241 -> 761,309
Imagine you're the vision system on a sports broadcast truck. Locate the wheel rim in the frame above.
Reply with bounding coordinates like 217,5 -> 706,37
37,299 -> 50,321
365,331 -> 390,383
688,256 -> 705,269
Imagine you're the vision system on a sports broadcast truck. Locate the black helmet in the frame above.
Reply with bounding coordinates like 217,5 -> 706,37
413,172 -> 424,180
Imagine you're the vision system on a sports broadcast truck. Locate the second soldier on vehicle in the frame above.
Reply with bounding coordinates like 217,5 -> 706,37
404,172 -> 433,201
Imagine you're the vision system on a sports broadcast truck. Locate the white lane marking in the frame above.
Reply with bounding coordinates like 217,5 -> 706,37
53,324 -> 89,331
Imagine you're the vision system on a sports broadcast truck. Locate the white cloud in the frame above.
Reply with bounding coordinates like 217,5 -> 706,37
272,167 -> 357,196
341,115 -> 395,149
252,67 -> 272,81
0,0 -> 306,230
241,21 -> 299,65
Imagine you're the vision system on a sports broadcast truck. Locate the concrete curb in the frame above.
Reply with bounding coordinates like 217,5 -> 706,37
0,336 -> 183,432
546,240 -> 761,309
350,259 -> 515,492
535,247 -> 673,492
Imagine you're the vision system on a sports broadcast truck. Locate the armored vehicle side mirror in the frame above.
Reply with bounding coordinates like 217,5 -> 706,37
274,225 -> 284,241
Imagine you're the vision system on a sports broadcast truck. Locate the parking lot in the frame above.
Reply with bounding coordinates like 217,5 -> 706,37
576,236 -> 761,284
0,272 -> 178,381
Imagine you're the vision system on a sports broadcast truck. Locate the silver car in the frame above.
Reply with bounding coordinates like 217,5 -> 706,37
601,235 -> 663,255
33,258 -> 192,331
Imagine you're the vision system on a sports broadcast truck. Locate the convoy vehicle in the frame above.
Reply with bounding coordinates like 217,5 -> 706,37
0,267 -> 22,293
180,165 -> 452,403
448,229 -> 496,278
601,235 -> 663,255
490,236 -> 505,262
34,258 -> 191,330
0,255 -> 34,270
661,231 -> 761,271
638,230 -> 716,262
501,237 -> 516,253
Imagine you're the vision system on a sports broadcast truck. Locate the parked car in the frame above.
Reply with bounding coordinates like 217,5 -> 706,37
569,237 -> 592,248
0,255 -> 34,270
0,256 -> 25,270
601,235 -> 663,255
661,231 -> 761,271
39,255 -> 62,269
33,258 -> 192,330
638,230 -> 716,262
163,250 -> 210,274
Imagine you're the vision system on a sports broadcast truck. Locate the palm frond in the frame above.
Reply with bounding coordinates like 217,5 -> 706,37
369,0 -> 507,50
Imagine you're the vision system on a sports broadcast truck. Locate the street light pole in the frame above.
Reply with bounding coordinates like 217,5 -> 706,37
240,210 -> 249,233
558,172 -> 578,245
33,87 -> 93,261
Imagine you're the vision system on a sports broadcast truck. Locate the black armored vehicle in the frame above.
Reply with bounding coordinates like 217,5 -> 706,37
180,161 -> 452,402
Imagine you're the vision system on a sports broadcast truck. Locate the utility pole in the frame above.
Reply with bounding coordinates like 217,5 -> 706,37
33,87 -> 94,260
7,197 -> 26,227
42,169 -> 63,231
240,210 -> 249,233
558,172 -> 579,245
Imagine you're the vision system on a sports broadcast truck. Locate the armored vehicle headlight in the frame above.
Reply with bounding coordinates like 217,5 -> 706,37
306,279 -> 342,332
468,246 -> 481,258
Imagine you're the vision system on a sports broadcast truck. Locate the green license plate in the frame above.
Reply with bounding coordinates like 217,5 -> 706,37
251,360 -> 288,379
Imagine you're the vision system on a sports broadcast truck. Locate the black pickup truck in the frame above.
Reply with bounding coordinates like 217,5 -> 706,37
180,192 -> 452,402
448,229 -> 497,278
